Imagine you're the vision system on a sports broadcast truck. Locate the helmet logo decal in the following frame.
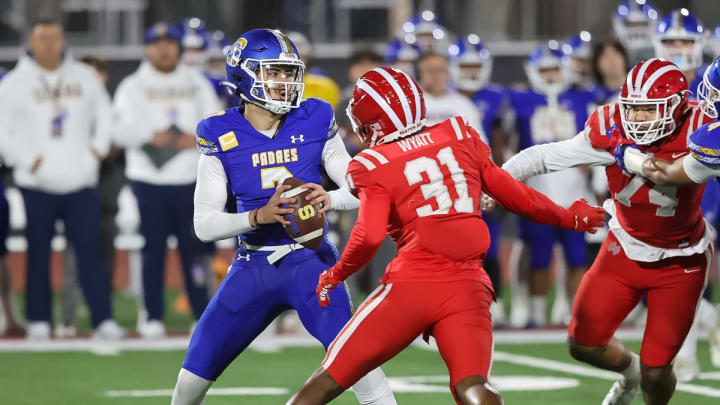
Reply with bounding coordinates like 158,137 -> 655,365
227,37 -> 247,66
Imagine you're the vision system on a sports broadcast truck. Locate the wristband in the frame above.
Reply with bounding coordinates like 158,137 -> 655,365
624,147 -> 648,176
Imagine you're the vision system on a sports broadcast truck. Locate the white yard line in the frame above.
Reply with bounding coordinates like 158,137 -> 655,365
492,351 -> 720,398
0,329 -> 648,352
104,387 -> 288,398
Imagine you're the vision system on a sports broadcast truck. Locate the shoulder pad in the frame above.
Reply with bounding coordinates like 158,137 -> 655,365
688,121 -> 720,168
346,156 -> 382,197
195,110 -> 232,155
584,104 -> 620,150
295,98 -> 338,140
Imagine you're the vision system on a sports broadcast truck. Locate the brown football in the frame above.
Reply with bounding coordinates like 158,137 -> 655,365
280,177 -> 325,250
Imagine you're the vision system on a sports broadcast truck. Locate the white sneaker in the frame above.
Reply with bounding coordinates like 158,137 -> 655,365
601,377 -> 640,405
673,355 -> 700,383
54,324 -> 77,339
138,319 -> 166,339
92,319 -> 126,341
26,321 -> 51,341
709,323 -> 720,368
490,300 -> 507,326
509,298 -> 529,328
550,297 -> 572,326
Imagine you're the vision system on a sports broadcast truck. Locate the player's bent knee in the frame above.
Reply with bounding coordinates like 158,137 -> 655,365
640,362 -> 674,385
567,336 -> 602,363
454,375 -> 503,405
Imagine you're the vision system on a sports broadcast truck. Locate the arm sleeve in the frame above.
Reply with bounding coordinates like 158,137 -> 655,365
330,184 -> 391,281
482,158 -> 575,228
683,154 -> 720,184
89,74 -> 113,157
111,80 -> 154,148
502,132 -> 614,182
0,79 -> 43,169
322,133 -> 359,210
193,154 -> 252,242
468,126 -> 575,229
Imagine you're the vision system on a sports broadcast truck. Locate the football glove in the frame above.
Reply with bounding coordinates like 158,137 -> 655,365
566,198 -> 606,234
316,269 -> 342,308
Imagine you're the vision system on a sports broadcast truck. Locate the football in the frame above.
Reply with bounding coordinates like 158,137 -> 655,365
280,177 -> 325,250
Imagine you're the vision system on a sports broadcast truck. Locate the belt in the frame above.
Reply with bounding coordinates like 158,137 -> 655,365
241,242 -> 305,264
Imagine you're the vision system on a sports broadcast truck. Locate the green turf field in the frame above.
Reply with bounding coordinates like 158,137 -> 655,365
2,339 -> 719,404
3,289 -> 719,404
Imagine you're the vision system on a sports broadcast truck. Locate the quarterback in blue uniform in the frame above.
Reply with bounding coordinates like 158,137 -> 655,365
170,29 -> 395,405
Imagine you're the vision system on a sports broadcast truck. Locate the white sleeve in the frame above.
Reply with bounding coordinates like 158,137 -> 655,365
89,73 -> 113,157
502,132 -> 614,181
321,134 -> 359,210
0,77 -> 43,169
683,154 -> 720,184
112,79 -> 154,148
193,154 -> 252,242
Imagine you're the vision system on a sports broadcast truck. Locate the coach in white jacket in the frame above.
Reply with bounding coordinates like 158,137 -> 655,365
0,20 -> 124,340
113,22 -> 221,338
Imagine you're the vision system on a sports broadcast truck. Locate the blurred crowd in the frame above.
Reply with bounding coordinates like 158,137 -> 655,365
0,2 -> 718,377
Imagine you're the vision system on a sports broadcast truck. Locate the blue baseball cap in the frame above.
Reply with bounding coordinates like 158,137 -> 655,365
144,22 -> 182,44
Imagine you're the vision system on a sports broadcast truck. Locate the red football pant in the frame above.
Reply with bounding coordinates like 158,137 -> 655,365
569,232 -> 710,367
322,281 -> 494,397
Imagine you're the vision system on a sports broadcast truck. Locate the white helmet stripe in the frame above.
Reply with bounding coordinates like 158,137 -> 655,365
269,30 -> 289,53
357,79 -> 405,133
633,58 -> 660,91
372,68 -> 412,126
626,66 -> 634,94
640,65 -> 681,95
397,69 -> 421,123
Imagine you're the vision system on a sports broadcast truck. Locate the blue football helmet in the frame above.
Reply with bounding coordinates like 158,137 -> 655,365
612,0 -> 659,52
385,38 -> 420,78
448,34 -> 492,92
525,41 -> 571,95
712,25 -> 720,57
400,10 -> 449,53
653,8 -> 706,71
562,31 -> 593,84
178,17 -> 210,69
207,30 -> 231,78
223,29 -> 305,115
698,58 -> 720,118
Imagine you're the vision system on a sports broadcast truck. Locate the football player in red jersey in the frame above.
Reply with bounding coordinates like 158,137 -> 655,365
501,58 -> 714,405
286,67 -> 605,405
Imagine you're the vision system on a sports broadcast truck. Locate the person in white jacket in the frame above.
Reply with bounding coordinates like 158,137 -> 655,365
112,22 -> 222,339
0,19 -> 124,340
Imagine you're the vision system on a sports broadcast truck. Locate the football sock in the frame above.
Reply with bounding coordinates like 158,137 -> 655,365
171,368 -> 211,405
622,352 -> 641,383
351,367 -> 397,404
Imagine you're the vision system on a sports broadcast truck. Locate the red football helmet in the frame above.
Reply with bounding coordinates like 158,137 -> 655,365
619,58 -> 689,145
346,66 -> 426,147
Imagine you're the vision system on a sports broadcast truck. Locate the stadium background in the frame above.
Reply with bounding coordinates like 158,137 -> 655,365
1,0 -> 720,404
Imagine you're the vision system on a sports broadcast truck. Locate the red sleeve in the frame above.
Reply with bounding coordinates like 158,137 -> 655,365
330,183 -> 391,281
469,128 -> 574,229
330,161 -> 391,281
